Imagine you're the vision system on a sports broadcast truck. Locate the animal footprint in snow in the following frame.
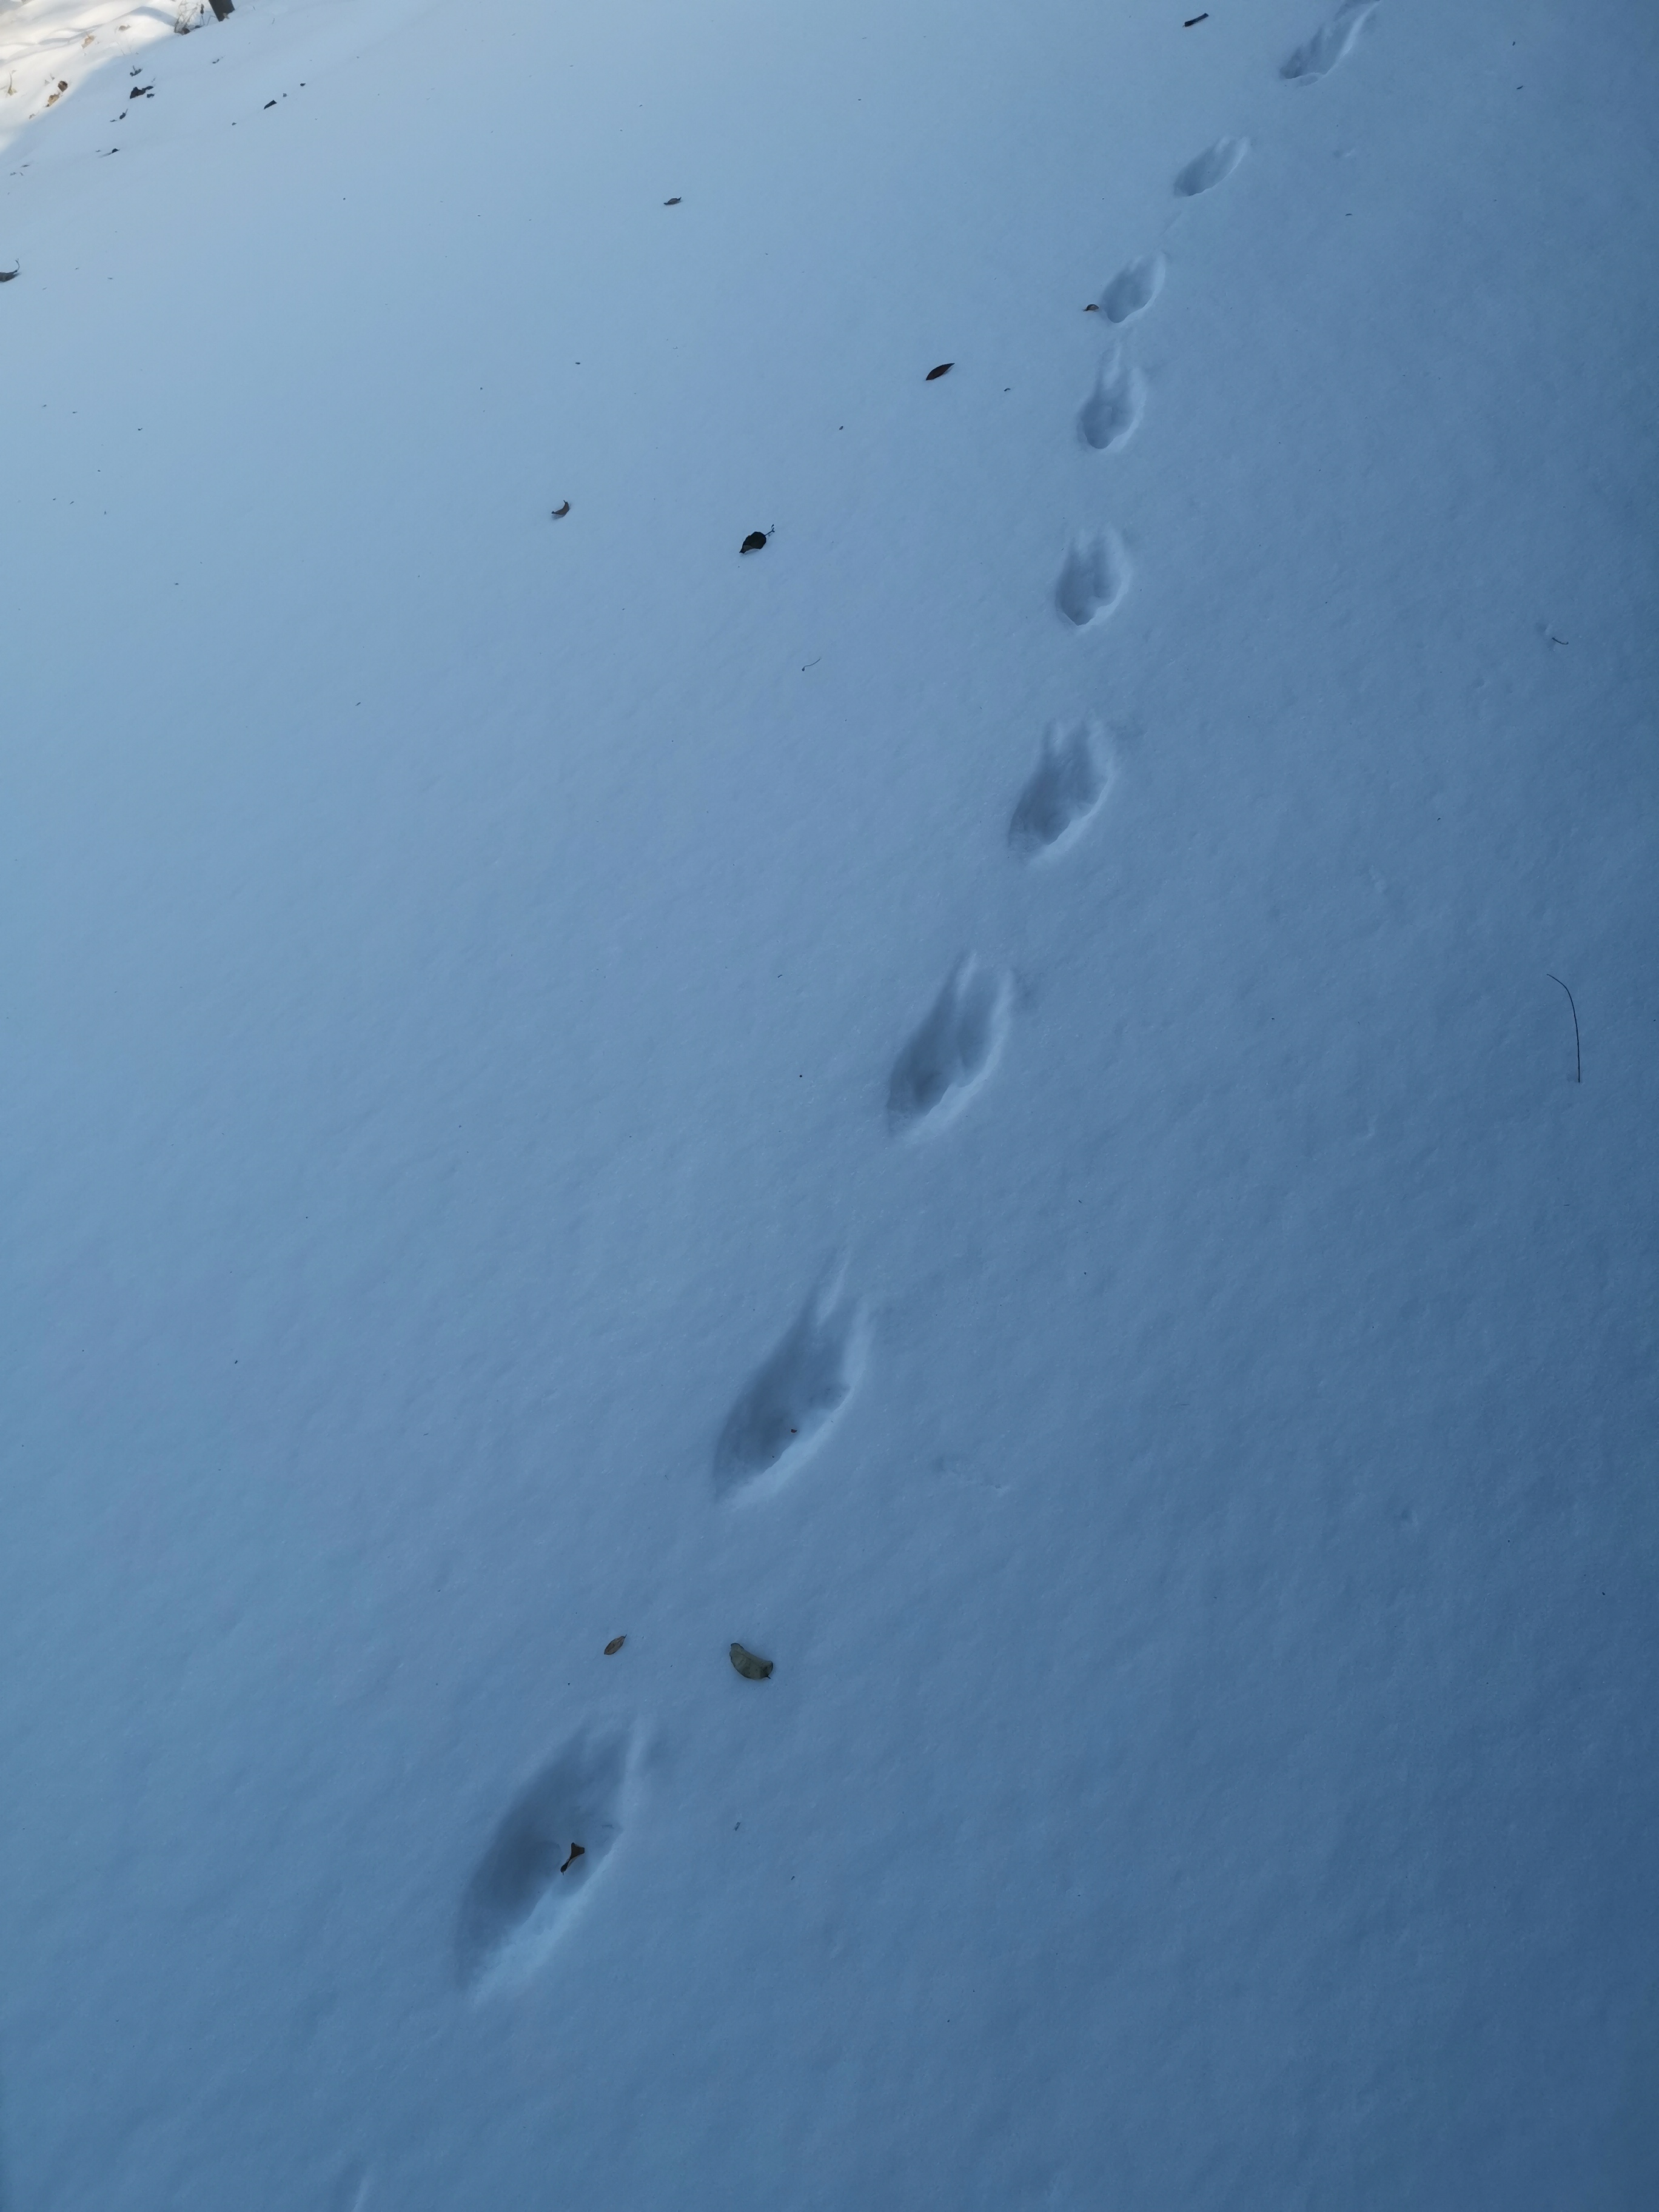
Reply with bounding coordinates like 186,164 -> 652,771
1282,1 -> 1378,80
1097,252 -> 1165,326
888,956 -> 1011,1133
714,1270 -> 865,1497
1009,722 -> 1114,859
1078,346 -> 1144,452
1055,529 -> 1130,627
1175,136 -> 1248,196
455,1731 -> 630,1997
329,2168 -> 373,2212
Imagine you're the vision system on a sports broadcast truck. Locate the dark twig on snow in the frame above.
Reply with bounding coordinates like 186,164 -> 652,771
1547,973 -> 1581,1083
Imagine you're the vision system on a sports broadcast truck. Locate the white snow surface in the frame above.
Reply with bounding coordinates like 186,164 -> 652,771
2,0 -> 1657,2205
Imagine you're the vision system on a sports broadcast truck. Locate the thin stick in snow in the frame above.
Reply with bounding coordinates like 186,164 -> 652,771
1546,973 -> 1581,1083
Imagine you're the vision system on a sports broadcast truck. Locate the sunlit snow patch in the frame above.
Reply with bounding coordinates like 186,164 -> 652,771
1,0 -> 178,150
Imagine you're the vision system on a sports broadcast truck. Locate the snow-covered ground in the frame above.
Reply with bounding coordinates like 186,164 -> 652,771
1,0 -> 224,140
3,0 -> 1657,2205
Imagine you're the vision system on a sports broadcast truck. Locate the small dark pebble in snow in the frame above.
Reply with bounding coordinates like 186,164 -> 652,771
663,195 -> 680,205
552,500 -> 571,518
740,531 -> 768,554
730,1643 -> 774,1680
926,361 -> 953,380
603,1634 -> 625,1654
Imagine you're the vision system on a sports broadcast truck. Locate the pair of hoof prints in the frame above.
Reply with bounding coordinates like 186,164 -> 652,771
461,0 -> 1380,2001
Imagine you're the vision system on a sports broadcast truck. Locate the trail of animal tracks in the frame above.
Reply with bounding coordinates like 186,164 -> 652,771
2,1 -> 1657,2207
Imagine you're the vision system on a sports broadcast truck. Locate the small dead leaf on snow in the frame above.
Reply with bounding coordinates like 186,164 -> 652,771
729,1643 -> 774,1681
560,1843 -> 585,1873
740,531 -> 768,554
663,195 -> 680,205
0,268 -> 19,284
551,500 -> 570,518
603,1635 -> 625,1655
925,361 -> 953,380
